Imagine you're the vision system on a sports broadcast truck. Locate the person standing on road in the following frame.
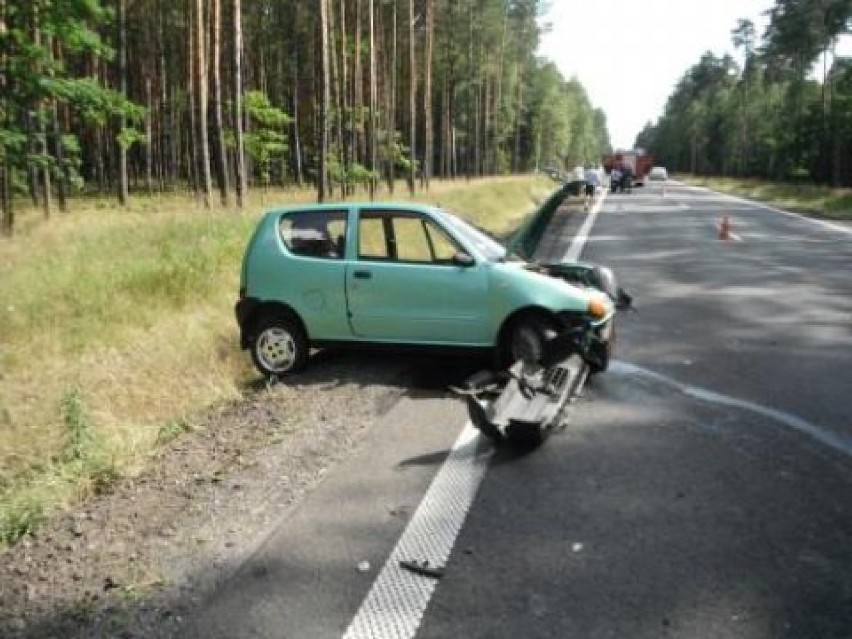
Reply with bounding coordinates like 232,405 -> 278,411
583,165 -> 600,210
609,166 -> 622,193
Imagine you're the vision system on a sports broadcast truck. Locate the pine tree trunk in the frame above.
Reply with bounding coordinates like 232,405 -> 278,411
233,0 -> 247,207
195,0 -> 212,208
368,0 -> 377,199
211,0 -> 228,205
513,62 -> 524,173
0,0 -> 11,234
291,45 -> 303,187
466,1 -> 475,178
441,76 -> 448,177
318,0 -> 330,202
50,38 -> 67,211
117,0 -> 128,205
339,0 -> 350,194
145,74 -> 154,194
387,0 -> 396,194
158,0 -> 171,189
422,0 -> 433,189
42,36 -> 60,217
407,0 -> 416,195
354,0 -> 364,165
493,4 -> 507,174
187,0 -> 198,193
328,0 -> 343,195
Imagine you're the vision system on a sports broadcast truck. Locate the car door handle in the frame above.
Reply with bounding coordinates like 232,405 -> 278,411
353,270 -> 372,280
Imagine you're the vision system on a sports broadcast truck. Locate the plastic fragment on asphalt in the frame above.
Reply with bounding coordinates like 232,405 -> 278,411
357,560 -> 371,573
399,559 -> 444,579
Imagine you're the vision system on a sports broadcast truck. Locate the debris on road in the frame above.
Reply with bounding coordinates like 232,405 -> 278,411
399,559 -> 444,579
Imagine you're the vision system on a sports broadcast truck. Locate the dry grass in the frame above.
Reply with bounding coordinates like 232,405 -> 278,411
0,174 -> 555,543
680,175 -> 852,221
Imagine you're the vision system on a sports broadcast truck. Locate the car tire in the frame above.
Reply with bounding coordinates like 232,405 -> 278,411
502,315 -> 558,367
505,420 -> 544,449
250,315 -> 309,378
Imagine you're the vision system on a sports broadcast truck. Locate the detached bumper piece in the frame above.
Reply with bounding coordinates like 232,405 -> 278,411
455,343 -> 589,448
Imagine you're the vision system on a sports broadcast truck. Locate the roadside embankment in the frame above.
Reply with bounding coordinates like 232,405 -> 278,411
679,175 -> 852,223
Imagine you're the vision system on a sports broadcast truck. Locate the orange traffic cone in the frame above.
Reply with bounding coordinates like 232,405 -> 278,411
719,216 -> 732,241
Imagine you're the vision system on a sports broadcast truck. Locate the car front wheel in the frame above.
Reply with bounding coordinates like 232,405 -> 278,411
503,316 -> 558,367
250,315 -> 309,378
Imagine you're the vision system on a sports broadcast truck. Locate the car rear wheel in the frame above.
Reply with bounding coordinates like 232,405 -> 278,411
250,315 -> 308,377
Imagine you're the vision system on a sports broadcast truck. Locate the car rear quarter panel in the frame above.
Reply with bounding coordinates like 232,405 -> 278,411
243,210 -> 351,340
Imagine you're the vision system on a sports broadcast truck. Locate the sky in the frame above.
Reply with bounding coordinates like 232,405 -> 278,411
538,0 -> 776,150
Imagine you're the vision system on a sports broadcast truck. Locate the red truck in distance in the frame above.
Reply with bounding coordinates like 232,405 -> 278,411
602,149 -> 653,187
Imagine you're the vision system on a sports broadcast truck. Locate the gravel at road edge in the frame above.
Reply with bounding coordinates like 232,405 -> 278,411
0,353 -> 414,639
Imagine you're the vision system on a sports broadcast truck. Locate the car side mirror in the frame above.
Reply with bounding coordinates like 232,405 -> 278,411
452,251 -> 475,267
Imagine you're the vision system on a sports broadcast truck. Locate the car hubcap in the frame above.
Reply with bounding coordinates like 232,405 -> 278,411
257,327 -> 296,372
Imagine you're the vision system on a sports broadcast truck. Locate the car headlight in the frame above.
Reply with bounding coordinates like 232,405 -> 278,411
587,296 -> 610,320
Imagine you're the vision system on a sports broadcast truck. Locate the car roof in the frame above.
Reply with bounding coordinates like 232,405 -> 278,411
262,201 -> 441,217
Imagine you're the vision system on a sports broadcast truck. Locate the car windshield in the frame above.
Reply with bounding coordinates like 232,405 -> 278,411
434,209 -> 524,262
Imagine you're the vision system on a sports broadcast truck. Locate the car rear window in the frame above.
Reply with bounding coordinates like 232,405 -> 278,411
279,210 -> 348,259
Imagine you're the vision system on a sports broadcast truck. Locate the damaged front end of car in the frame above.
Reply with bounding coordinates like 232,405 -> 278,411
454,262 -> 632,448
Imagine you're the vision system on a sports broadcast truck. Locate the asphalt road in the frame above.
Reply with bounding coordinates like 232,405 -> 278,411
185,182 -> 852,639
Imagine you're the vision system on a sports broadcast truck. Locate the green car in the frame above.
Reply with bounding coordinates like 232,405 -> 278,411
235,189 -> 622,377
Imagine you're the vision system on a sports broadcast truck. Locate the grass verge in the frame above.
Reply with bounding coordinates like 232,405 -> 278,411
0,174 -> 556,545
679,175 -> 852,222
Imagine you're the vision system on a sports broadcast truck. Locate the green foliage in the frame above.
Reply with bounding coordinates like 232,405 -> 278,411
117,126 -> 144,151
61,389 -> 94,463
0,0 -> 143,232
61,134 -> 85,190
156,418 -> 193,446
47,77 -> 145,126
643,0 -> 852,186
526,61 -> 608,171
60,388 -> 121,493
327,153 -> 379,189
244,91 -> 291,186
378,129 -> 416,174
347,162 -> 380,185
0,497 -> 44,545
245,91 -> 291,128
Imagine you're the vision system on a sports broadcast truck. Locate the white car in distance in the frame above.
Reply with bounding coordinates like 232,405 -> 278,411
649,166 -> 668,181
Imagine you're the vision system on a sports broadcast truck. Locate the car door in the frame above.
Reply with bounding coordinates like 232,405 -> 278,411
346,208 -> 490,344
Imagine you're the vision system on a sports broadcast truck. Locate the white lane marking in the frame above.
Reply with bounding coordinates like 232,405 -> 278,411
692,186 -> 852,237
342,423 -> 490,639
564,191 -> 606,261
611,360 -> 852,458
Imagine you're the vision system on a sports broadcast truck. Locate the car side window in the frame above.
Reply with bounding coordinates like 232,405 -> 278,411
358,215 -> 390,259
393,216 -> 433,262
423,220 -> 460,262
280,210 -> 347,259
360,210 -> 462,264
